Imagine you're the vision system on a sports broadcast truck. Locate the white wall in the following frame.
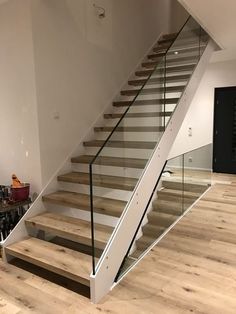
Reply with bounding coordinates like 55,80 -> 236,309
170,0 -> 189,33
170,58 -> 236,164
30,0 -> 174,184
0,0 -> 42,193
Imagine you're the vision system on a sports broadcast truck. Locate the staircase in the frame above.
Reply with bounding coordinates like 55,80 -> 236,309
2,17 -> 216,303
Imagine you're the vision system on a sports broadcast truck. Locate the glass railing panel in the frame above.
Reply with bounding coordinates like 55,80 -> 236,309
90,16 -> 210,275
183,144 -> 212,211
115,154 -> 184,278
90,59 -> 166,272
115,144 -> 212,280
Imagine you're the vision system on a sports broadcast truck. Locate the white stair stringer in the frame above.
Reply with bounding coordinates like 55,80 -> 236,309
90,39 -> 217,303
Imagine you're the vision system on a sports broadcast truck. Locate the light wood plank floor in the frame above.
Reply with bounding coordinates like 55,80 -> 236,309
0,173 -> 236,313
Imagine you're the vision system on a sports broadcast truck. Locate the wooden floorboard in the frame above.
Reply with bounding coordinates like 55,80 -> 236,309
1,173 -> 236,313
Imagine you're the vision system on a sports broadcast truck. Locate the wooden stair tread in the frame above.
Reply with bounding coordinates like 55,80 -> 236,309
128,74 -> 190,86
147,210 -> 178,227
158,188 -> 201,199
142,223 -> 165,236
152,199 -> 184,215
120,86 -> 184,96
26,212 -> 113,249
142,56 -> 198,68
43,191 -> 126,217
135,64 -> 195,77
6,237 -> 91,286
104,112 -> 172,119
153,43 -> 205,54
71,155 -> 148,169
94,126 -> 164,133
83,140 -> 156,149
162,180 -> 209,193
58,171 -> 138,191
113,98 -> 179,107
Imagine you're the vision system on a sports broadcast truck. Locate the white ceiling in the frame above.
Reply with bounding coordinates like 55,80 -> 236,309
178,0 -> 236,62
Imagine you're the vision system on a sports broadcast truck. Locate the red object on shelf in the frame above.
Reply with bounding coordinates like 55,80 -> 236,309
11,184 -> 30,202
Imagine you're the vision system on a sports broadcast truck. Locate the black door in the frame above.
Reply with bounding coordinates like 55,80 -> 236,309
213,87 -> 236,174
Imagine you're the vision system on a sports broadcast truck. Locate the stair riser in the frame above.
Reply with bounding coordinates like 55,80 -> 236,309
58,182 -> 133,202
157,194 -> 197,204
72,164 -> 143,179
85,147 -> 153,159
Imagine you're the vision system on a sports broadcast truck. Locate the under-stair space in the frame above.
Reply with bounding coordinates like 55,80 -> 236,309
2,16 -> 216,303
133,180 -> 209,257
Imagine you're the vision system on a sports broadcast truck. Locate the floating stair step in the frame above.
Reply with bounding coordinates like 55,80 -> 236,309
136,235 -> 156,250
158,188 -> 201,200
162,32 -> 178,40
104,112 -> 172,119
153,43 -> 204,54
135,64 -> 195,77
43,191 -> 126,217
142,56 -> 198,69
158,35 -> 176,45
152,199 -> 184,215
120,86 -> 184,96
113,98 -> 179,107
5,237 -> 91,286
58,171 -> 138,191
26,212 -> 113,249
94,126 -> 165,133
162,180 -> 208,193
83,140 -> 156,150
142,223 -> 165,237
153,39 -> 205,53
128,74 -> 190,86
148,46 -> 199,60
147,211 -> 178,227
71,155 -> 148,169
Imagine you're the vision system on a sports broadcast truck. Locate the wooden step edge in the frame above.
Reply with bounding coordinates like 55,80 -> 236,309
71,155 -> 147,169
42,191 -> 126,218
112,98 -> 179,107
104,112 -> 172,119
128,75 -> 190,86
83,140 -> 156,149
25,213 -> 112,250
5,237 -> 91,286
93,126 -> 165,133
57,171 -> 137,191
120,86 -> 184,96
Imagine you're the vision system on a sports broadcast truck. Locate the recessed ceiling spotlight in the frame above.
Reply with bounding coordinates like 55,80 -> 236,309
174,51 -> 179,55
